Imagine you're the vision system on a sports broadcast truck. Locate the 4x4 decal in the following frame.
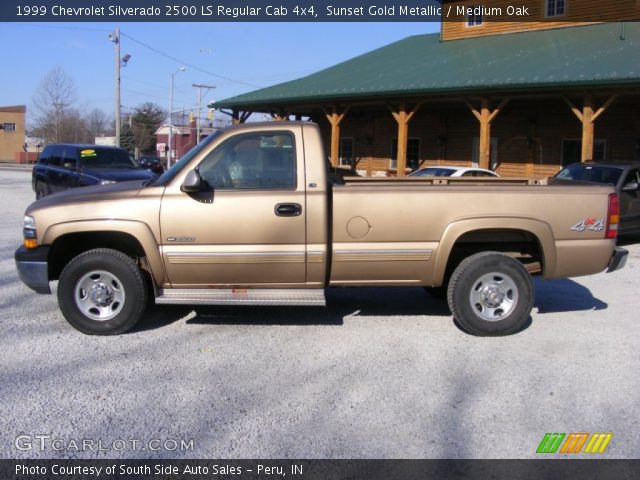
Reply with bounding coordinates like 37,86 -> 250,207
570,218 -> 605,232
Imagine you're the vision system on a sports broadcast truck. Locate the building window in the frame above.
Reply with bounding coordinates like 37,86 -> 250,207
390,138 -> 420,171
561,139 -> 606,166
2,123 -> 16,132
339,137 -> 354,167
546,0 -> 565,17
466,6 -> 483,26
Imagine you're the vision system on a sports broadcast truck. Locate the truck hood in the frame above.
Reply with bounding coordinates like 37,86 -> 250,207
27,180 -> 150,213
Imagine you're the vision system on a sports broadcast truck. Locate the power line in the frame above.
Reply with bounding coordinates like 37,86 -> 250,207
120,31 -> 262,89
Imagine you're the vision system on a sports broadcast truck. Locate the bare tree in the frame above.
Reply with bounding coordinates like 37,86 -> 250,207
32,67 -> 77,143
85,108 -> 113,141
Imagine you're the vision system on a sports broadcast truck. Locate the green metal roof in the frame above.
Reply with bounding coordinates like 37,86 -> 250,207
216,23 -> 640,110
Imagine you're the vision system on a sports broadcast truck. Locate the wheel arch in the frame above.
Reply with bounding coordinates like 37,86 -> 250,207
44,221 -> 165,286
432,218 -> 556,286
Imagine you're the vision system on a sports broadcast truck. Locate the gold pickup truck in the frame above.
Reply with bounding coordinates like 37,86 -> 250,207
15,122 -> 628,336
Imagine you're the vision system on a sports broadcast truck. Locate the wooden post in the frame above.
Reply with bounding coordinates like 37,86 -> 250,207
563,94 -> 618,162
479,99 -> 491,170
466,98 -> 508,170
581,94 -> 595,161
388,101 -> 422,176
323,105 -> 349,167
231,110 -> 252,125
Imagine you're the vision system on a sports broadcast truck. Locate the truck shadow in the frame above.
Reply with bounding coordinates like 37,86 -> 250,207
132,280 -> 606,333
133,287 -> 451,332
534,278 -> 607,313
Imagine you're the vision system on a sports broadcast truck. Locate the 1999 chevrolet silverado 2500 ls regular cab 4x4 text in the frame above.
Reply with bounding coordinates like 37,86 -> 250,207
15,122 -> 628,336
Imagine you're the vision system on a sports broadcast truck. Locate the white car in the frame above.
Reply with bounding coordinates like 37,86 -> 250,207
409,166 -> 499,178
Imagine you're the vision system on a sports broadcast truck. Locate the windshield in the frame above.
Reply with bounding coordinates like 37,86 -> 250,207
555,164 -> 623,186
150,131 -> 223,187
80,148 -> 139,169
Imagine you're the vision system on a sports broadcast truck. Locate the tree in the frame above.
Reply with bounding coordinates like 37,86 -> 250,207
32,67 -> 77,143
85,108 -> 113,141
130,102 -> 166,154
119,123 -> 135,155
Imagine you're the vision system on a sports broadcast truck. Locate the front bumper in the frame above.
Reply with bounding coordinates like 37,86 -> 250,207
15,246 -> 51,294
606,247 -> 629,273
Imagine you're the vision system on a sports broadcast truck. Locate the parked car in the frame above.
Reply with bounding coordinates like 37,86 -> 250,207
551,162 -> 640,236
409,166 -> 499,178
138,155 -> 165,175
32,144 -> 155,199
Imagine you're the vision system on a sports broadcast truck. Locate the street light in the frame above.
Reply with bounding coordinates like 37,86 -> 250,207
167,66 -> 186,168
108,28 -> 121,147
108,29 -> 131,148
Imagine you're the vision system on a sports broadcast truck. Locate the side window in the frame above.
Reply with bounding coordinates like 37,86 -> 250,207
38,147 -> 52,165
62,147 -> 78,169
198,132 -> 296,190
48,146 -> 63,168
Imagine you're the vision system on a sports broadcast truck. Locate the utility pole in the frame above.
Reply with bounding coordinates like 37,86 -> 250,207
108,28 -> 121,146
192,83 -> 216,143
168,67 -> 186,168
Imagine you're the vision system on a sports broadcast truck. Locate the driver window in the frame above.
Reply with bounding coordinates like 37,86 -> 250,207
197,132 -> 296,190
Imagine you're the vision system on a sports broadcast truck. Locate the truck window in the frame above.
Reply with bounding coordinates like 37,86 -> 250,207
197,132 -> 296,190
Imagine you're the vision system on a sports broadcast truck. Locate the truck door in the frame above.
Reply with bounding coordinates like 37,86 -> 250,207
159,128 -> 307,287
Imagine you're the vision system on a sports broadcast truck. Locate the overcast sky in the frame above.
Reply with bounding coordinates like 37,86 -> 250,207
0,22 -> 439,125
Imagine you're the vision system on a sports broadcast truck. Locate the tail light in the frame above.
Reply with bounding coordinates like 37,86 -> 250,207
605,193 -> 619,239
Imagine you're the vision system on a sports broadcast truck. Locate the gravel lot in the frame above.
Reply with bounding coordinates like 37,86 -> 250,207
1,167 -> 638,459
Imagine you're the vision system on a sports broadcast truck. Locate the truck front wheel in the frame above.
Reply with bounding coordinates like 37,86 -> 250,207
447,252 -> 534,336
57,248 -> 147,335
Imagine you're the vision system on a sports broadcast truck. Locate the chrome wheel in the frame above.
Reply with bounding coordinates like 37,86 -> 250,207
74,270 -> 126,321
469,271 -> 518,322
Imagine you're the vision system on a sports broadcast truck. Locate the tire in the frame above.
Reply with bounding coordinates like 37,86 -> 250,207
35,181 -> 48,200
447,252 -> 534,336
57,248 -> 147,335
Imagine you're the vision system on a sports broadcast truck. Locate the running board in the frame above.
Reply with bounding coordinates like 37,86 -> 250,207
155,288 -> 326,306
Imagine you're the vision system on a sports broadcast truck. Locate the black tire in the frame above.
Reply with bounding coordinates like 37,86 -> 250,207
447,252 -> 534,336
57,248 -> 147,335
35,181 -> 47,200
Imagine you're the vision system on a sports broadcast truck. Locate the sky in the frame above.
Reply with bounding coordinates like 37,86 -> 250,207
0,22 -> 440,127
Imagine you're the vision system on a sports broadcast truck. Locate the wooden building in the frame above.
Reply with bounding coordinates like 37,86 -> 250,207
215,2 -> 640,177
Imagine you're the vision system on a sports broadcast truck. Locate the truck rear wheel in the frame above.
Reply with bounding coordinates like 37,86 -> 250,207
447,252 -> 534,336
57,248 -> 147,335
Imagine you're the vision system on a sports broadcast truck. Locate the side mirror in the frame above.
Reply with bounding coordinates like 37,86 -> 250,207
181,169 -> 204,192
622,181 -> 639,192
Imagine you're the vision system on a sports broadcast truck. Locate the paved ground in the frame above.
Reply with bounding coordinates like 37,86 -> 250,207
1,168 -> 638,460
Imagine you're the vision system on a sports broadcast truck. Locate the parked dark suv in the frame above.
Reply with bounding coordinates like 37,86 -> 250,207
32,144 -> 155,199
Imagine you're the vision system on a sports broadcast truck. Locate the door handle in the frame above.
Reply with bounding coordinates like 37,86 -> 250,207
275,203 -> 302,217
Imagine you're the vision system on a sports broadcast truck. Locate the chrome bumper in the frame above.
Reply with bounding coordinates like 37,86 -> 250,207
606,247 -> 628,273
15,246 -> 51,294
